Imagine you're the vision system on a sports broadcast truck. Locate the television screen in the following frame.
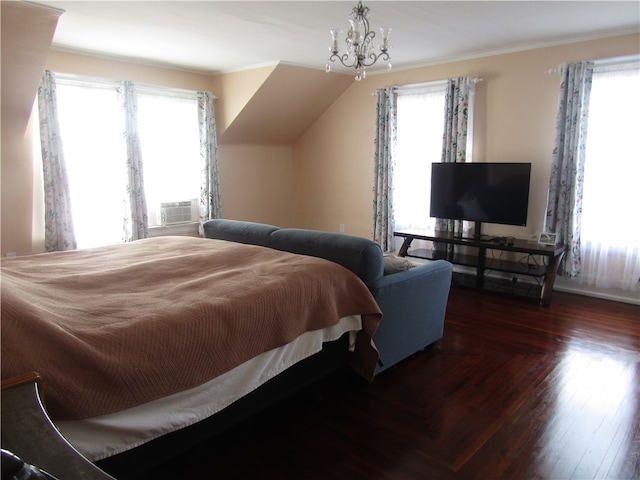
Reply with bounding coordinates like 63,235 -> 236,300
430,162 -> 531,227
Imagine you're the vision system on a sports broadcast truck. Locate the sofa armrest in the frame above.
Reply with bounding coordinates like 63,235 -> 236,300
368,260 -> 453,374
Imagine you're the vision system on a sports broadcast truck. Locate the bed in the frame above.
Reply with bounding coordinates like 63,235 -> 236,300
1,235 -> 382,477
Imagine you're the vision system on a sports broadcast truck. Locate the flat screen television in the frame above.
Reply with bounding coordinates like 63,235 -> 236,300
430,162 -> 531,239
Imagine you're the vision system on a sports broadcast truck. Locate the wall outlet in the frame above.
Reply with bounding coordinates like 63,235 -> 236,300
339,224 -> 345,233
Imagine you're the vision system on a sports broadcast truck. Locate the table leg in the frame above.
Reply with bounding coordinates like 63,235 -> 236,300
477,247 -> 486,288
398,237 -> 413,257
541,250 -> 565,306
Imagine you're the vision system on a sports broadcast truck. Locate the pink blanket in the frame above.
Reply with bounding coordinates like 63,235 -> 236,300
1,237 -> 381,420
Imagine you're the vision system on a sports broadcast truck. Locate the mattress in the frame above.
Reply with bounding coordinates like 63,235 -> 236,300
2,236 -> 381,420
56,315 -> 362,462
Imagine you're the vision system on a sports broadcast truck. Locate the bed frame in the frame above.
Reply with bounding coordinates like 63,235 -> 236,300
95,334 -> 355,479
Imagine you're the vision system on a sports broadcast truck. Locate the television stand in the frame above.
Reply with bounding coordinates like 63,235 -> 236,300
394,229 -> 566,306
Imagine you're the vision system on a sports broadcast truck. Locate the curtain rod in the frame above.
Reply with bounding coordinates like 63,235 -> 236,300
372,76 -> 483,95
52,72 -> 217,99
546,54 -> 639,75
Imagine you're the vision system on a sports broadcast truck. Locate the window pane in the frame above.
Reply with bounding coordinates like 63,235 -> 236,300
137,93 -> 201,226
394,90 -> 445,232
56,84 -> 128,249
582,69 -> 640,246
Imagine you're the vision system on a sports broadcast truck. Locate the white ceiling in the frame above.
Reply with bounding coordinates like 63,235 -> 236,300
39,1 -> 640,75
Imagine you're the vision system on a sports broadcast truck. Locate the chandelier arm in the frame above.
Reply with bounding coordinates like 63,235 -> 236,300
359,51 -> 390,68
329,51 -> 390,69
329,53 -> 358,69
361,11 -> 371,41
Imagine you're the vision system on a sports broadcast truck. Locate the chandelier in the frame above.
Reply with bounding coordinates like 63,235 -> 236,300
326,1 -> 391,81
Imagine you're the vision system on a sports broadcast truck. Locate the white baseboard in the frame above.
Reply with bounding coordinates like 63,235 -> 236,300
439,261 -> 640,306
553,278 -> 640,306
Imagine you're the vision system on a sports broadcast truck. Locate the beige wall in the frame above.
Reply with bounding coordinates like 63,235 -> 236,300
293,33 -> 640,239
2,125 -> 38,256
218,144 -> 294,226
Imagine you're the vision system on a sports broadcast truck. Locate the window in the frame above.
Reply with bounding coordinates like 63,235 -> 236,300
136,91 -> 201,226
393,83 -> 446,237
56,82 -> 128,249
582,66 -> 640,246
373,78 -> 476,251
579,60 -> 640,289
53,78 -> 203,249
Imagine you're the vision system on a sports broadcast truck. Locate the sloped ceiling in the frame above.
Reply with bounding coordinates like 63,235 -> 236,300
1,1 -> 62,136
218,64 -> 353,145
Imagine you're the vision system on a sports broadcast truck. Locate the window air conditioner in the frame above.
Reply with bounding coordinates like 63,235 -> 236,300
159,200 -> 196,225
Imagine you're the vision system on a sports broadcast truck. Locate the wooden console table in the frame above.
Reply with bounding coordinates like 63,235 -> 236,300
395,229 -> 566,306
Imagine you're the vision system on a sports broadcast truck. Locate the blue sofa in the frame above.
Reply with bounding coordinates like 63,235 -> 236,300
202,219 -> 453,374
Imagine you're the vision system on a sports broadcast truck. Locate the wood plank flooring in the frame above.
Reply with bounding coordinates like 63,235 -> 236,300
135,288 -> 640,479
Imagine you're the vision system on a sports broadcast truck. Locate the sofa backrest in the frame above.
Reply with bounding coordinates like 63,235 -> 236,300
202,219 -> 384,286
268,228 -> 384,285
202,218 -> 278,247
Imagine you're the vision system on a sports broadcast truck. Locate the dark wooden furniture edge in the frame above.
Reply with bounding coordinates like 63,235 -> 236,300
395,229 -> 566,306
1,371 -> 42,391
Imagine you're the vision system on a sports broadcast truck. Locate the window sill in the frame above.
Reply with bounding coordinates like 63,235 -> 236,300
148,222 -> 200,238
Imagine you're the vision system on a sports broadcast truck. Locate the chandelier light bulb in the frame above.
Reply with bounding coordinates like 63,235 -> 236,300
349,18 -> 364,46
325,1 -> 392,81
379,27 -> 391,52
329,29 -> 341,54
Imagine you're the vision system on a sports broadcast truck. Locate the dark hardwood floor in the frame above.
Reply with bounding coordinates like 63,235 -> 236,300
135,288 -> 639,479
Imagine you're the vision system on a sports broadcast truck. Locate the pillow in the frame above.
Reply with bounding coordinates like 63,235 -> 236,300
383,254 -> 413,275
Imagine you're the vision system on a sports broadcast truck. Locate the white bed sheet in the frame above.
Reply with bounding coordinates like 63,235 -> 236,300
56,315 -> 362,462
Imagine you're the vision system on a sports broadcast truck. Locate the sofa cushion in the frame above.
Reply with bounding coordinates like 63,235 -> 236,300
383,254 -> 414,275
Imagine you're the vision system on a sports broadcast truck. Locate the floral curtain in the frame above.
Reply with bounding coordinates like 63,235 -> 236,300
545,61 -> 593,278
118,81 -> 149,242
372,87 -> 397,252
37,71 -> 77,252
197,91 -> 222,234
436,77 -> 474,238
